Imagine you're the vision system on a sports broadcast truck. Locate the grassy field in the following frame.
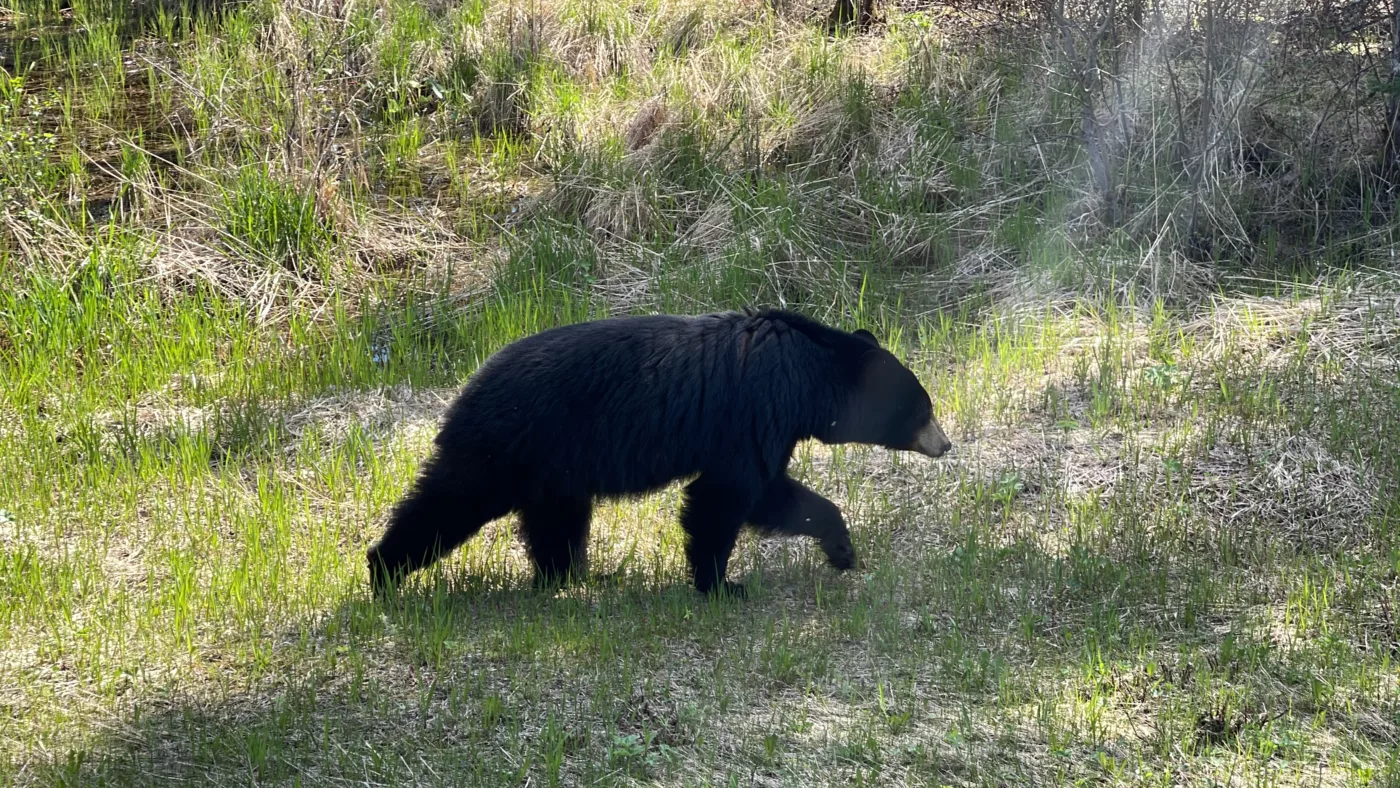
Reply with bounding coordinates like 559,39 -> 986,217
3,0 -> 1400,784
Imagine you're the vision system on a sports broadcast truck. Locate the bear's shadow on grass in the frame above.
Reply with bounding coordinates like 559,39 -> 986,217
53,571 -> 840,783
326,570 -> 765,663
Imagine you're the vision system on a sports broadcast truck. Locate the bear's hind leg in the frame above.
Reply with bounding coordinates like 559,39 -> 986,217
680,475 -> 760,597
518,497 -> 593,589
749,475 -> 857,571
367,459 -> 511,595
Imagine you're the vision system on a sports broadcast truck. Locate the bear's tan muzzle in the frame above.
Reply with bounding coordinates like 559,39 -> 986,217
909,419 -> 952,458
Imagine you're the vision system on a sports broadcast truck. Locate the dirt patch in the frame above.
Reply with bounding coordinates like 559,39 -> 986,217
282,384 -> 456,448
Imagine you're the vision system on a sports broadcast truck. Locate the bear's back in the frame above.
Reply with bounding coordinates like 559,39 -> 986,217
431,311 -> 849,498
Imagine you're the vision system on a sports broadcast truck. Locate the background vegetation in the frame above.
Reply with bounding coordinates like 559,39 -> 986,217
2,0 -> 1400,783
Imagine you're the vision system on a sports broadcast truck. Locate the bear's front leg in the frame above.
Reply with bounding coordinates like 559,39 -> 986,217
680,474 -> 760,597
748,474 -> 858,571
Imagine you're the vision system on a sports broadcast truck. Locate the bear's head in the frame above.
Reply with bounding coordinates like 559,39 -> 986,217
825,328 -> 952,458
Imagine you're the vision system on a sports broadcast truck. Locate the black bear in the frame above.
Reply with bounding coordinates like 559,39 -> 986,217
367,309 -> 950,597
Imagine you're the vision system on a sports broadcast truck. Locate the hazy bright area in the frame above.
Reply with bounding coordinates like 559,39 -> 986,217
2,0 -> 1399,784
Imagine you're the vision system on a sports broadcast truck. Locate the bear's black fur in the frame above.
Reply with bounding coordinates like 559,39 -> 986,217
367,308 -> 950,596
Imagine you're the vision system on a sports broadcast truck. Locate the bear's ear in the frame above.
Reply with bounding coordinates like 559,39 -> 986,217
853,328 -> 880,346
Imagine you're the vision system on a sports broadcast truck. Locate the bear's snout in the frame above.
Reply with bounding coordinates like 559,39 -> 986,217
909,419 -> 952,458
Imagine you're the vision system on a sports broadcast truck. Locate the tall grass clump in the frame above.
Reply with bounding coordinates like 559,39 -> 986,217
218,164 -> 337,271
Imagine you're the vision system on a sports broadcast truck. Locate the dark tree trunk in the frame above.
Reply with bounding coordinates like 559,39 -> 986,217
1384,0 -> 1400,183
825,0 -> 876,34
